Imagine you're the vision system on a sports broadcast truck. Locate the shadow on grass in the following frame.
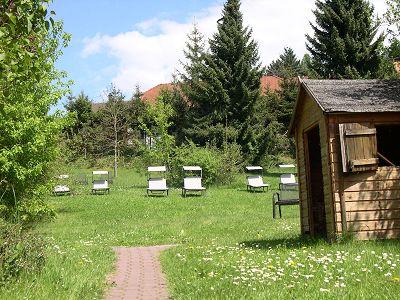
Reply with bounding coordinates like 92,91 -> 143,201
240,236 -> 326,250
56,206 -> 80,214
146,194 -> 169,198
181,194 -> 206,198
235,188 -> 270,194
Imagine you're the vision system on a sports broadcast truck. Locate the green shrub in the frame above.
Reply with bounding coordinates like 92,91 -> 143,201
217,143 -> 245,185
169,143 -> 244,187
0,221 -> 46,285
169,143 -> 219,187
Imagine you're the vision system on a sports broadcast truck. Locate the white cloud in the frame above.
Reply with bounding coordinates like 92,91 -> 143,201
82,0 -> 388,93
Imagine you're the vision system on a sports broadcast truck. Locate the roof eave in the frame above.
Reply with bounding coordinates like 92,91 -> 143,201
288,77 -> 304,136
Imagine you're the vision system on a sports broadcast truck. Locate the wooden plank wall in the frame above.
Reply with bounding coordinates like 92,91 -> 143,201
328,113 -> 400,240
294,91 -> 334,237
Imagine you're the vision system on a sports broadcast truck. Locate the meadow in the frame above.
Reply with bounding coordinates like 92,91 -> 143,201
0,168 -> 399,299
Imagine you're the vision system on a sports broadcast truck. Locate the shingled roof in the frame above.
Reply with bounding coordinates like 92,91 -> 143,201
302,79 -> 400,113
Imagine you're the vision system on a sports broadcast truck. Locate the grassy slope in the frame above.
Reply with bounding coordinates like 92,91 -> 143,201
0,168 -> 399,299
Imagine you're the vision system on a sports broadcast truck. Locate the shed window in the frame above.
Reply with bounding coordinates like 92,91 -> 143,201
339,123 -> 378,172
376,125 -> 400,167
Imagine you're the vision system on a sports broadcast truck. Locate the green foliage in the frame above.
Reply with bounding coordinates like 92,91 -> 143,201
140,96 -> 175,166
156,82 -> 189,146
64,92 -> 92,135
182,0 -> 264,154
300,54 -> 320,78
0,221 -> 45,284
252,47 -> 301,163
170,143 -> 221,187
65,85 -> 149,161
252,89 -> 292,164
169,142 -> 244,187
306,0 -> 384,79
376,40 -> 400,79
386,0 -> 400,38
267,47 -> 303,77
0,0 -> 70,221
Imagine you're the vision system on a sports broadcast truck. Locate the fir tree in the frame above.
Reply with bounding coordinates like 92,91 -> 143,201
267,47 -> 302,77
65,92 -> 93,135
178,23 -> 209,145
306,0 -> 384,79
129,84 -> 147,128
180,23 -> 206,85
187,0 -> 264,153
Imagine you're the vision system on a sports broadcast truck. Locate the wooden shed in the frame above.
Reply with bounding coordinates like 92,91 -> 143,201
289,79 -> 400,240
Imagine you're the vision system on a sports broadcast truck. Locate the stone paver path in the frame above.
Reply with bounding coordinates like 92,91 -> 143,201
105,245 -> 174,300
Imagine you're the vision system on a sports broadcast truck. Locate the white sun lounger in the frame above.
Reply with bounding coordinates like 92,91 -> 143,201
279,173 -> 298,189
182,176 -> 206,197
92,180 -> 109,194
92,171 -> 110,194
147,166 -> 168,196
245,166 -> 269,192
53,185 -> 70,196
147,178 -> 169,196
53,175 -> 70,196
247,175 -> 269,192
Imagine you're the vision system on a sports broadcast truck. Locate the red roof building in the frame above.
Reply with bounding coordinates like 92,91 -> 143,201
140,75 -> 282,105
260,75 -> 282,93
92,76 -> 283,111
141,83 -> 175,105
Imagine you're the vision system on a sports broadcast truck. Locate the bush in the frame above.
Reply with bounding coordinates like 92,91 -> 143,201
217,143 -> 245,185
170,143 -> 220,187
0,221 -> 46,285
169,143 -> 244,187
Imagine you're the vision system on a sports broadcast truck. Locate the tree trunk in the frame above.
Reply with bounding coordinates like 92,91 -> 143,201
114,115 -> 118,178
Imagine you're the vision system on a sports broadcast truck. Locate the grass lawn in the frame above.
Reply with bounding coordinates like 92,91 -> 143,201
1,168 -> 399,299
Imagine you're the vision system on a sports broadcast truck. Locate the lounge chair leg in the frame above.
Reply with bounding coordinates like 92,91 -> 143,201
273,201 -> 276,219
279,205 -> 282,218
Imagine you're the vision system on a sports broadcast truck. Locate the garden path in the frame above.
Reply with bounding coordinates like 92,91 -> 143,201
105,245 -> 174,300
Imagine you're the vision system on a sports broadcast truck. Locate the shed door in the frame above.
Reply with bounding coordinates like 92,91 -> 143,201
305,125 -> 327,238
339,123 -> 378,172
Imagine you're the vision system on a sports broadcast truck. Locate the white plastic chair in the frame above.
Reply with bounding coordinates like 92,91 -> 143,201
182,176 -> 206,197
247,175 -> 269,192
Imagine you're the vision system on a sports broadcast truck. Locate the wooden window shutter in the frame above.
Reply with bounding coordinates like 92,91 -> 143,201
339,123 -> 378,172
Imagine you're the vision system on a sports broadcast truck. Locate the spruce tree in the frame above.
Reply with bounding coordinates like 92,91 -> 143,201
178,24 -> 207,144
189,0 -> 264,153
65,92 -> 93,135
267,47 -> 302,77
306,0 -> 384,79
180,23 -> 206,86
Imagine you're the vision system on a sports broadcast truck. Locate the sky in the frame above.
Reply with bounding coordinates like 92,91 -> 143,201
52,0 -> 389,106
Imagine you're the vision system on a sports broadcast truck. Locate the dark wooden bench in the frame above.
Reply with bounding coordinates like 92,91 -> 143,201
272,183 -> 300,218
